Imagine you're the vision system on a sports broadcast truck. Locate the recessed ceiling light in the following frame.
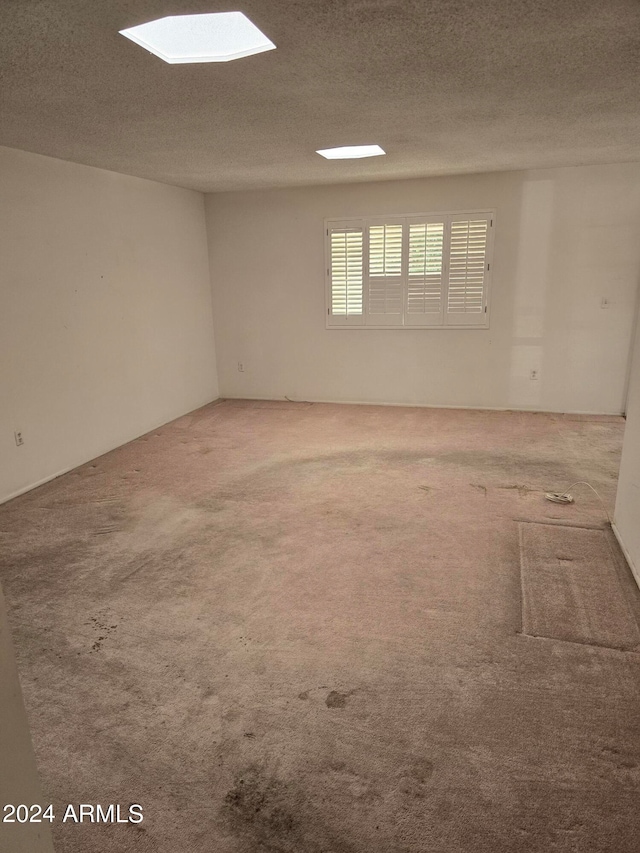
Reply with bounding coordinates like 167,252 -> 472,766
119,12 -> 276,64
316,145 -> 386,160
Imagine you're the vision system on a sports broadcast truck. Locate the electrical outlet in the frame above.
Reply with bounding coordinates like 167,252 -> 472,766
14,430 -> 24,446
237,362 -> 245,372
529,370 -> 539,381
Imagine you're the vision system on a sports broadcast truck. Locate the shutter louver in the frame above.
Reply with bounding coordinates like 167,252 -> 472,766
447,219 -> 488,315
326,211 -> 492,329
368,224 -> 403,322
407,222 -> 444,321
330,229 -> 363,318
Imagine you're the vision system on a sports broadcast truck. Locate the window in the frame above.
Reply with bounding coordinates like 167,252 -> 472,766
325,211 -> 494,328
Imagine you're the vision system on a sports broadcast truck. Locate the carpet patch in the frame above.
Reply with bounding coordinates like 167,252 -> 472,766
519,523 -> 640,650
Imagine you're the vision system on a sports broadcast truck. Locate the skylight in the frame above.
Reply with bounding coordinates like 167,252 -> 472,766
316,145 -> 386,160
119,12 -> 276,64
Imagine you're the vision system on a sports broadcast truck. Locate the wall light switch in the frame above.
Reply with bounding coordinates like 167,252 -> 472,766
601,297 -> 611,309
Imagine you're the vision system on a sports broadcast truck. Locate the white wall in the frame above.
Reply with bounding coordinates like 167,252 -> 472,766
0,146 -> 218,504
206,163 -> 640,414
614,298 -> 640,585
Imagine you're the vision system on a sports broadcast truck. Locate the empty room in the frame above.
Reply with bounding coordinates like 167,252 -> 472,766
2,2 -> 640,852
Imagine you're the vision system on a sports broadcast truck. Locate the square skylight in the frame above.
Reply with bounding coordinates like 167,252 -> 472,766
316,145 -> 386,160
119,12 -> 276,64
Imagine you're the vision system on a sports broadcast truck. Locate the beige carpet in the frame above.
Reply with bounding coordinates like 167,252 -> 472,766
1,401 -> 639,853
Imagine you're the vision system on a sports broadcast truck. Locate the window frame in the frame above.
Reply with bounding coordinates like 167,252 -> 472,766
324,209 -> 495,330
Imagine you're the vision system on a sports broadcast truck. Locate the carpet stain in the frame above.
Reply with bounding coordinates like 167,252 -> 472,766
223,766 -> 296,847
440,450 -> 577,482
601,745 -> 638,770
398,758 -> 435,799
499,483 -> 538,496
223,765 -> 359,853
86,614 -> 118,652
326,690 -> 353,708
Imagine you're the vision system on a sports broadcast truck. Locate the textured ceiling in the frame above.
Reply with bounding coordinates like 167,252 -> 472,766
1,0 -> 640,192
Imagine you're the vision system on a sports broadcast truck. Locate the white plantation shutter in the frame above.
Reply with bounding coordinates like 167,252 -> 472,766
446,217 -> 489,324
367,224 -> 403,325
329,225 -> 364,325
406,220 -> 445,325
325,211 -> 493,329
